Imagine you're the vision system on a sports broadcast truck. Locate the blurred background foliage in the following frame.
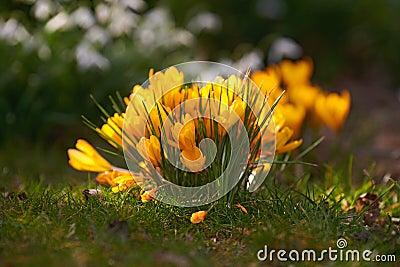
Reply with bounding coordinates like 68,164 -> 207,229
1,0 -> 399,146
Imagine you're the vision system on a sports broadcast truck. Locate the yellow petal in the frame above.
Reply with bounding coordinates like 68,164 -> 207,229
136,137 -> 150,161
136,136 -> 162,167
181,147 -> 206,172
148,103 -> 171,137
235,203 -> 248,214
68,139 -> 112,172
315,90 -> 351,132
230,99 -> 246,121
148,135 -> 162,166
251,66 -> 281,96
182,146 -> 202,161
287,84 -> 320,111
190,211 -> 208,224
95,170 -> 118,186
275,103 -> 306,137
276,139 -> 303,154
141,188 -> 158,202
112,185 -> 127,193
276,127 -> 294,149
280,58 -> 313,86
179,119 -> 196,151
273,113 -> 286,131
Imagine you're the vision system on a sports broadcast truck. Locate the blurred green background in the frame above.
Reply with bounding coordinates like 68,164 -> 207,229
1,0 -> 400,178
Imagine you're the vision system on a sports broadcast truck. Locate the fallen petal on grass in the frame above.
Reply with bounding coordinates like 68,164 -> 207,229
190,211 -> 208,224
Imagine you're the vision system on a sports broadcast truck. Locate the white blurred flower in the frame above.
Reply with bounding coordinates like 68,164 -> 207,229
37,44 -> 52,60
187,12 -> 221,34
233,50 -> 264,72
71,7 -> 96,29
95,4 -> 110,24
45,11 -> 72,32
219,50 -> 264,73
135,8 -> 193,51
32,0 -> 55,21
267,37 -> 302,63
0,18 -> 31,45
75,42 -> 110,71
108,3 -> 138,37
85,26 -> 110,46
121,0 -> 147,11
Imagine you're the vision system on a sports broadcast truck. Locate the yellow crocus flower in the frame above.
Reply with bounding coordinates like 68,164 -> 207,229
280,58 -> 313,86
272,114 -> 303,154
162,85 -> 182,110
67,139 -> 112,172
230,98 -> 246,121
148,67 -> 184,102
171,115 -> 206,171
201,77 -> 238,106
181,146 -> 206,172
95,169 -> 143,189
123,114 -> 147,143
251,66 -> 281,93
275,103 -> 306,138
96,169 -> 119,186
314,90 -> 351,132
97,113 -> 124,148
275,126 -> 303,154
204,98 -> 246,137
178,119 -> 197,151
251,66 -> 289,107
136,135 -> 162,167
288,84 -> 321,111
111,172 -> 138,193
148,102 -> 171,137
141,188 -> 158,202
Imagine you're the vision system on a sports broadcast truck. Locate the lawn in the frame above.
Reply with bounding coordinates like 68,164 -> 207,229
1,145 -> 399,267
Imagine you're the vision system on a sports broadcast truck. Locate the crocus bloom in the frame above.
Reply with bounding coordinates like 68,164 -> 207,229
95,169 -> 143,190
162,86 -> 183,110
288,84 -> 321,111
200,75 -> 239,106
251,66 -> 281,94
96,169 -> 120,186
251,66 -> 288,106
148,67 -> 184,102
273,114 -> 303,154
111,172 -> 137,193
275,126 -> 303,154
147,103 -> 171,137
190,210 -> 208,224
181,147 -> 206,172
275,103 -> 306,138
141,188 -> 158,203
314,90 -> 351,132
136,135 -> 162,167
172,115 -> 206,171
97,113 -> 124,148
178,118 -> 197,151
280,58 -> 313,86
67,139 -> 112,172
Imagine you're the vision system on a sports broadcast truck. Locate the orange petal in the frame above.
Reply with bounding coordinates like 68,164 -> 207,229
235,203 -> 248,214
190,211 -> 208,224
